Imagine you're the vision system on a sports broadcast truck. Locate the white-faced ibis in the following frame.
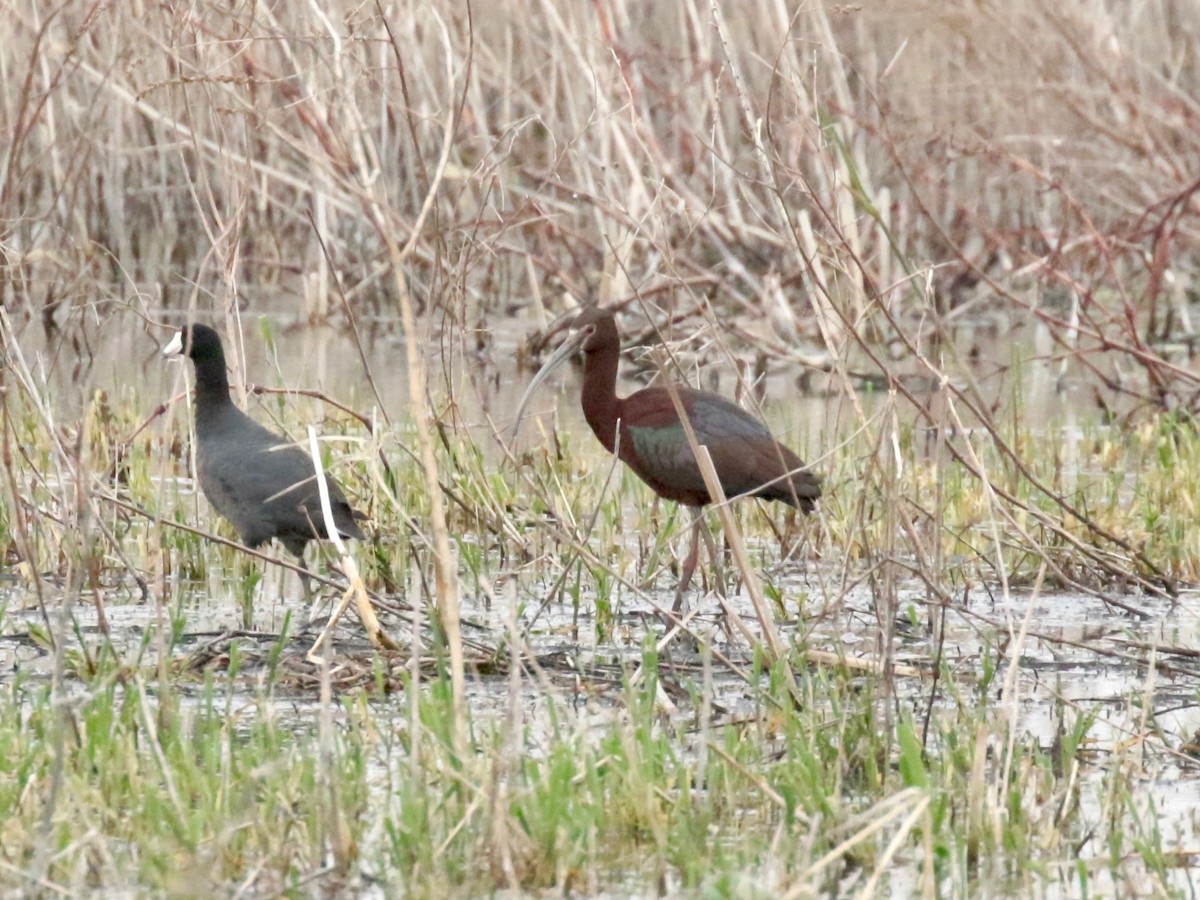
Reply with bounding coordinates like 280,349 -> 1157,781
514,306 -> 820,607
163,324 -> 365,593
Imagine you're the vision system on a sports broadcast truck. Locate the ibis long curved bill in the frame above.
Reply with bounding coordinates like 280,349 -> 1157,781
510,324 -> 591,440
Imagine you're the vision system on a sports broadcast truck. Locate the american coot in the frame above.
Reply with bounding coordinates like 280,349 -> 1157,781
162,324 -> 366,580
513,306 -> 820,607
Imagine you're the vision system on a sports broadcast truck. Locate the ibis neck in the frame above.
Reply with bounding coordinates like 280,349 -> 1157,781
581,344 -> 621,453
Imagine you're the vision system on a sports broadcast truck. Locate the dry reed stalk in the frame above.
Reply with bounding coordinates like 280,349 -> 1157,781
789,786 -> 930,898
304,426 -> 397,656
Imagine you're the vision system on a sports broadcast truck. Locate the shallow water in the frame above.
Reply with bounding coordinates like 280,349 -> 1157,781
3,309 -> 1192,894
4,569 -> 1199,897
3,303 -> 1105,464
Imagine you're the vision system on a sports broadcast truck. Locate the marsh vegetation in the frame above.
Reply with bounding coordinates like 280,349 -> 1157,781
3,1 -> 1200,895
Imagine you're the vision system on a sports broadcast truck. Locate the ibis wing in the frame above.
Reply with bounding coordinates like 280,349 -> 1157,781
621,387 -> 769,437
621,388 -> 807,502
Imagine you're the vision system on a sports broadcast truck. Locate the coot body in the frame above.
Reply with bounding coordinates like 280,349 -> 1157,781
162,324 -> 365,562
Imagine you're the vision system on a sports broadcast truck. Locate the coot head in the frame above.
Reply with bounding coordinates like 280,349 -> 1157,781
162,323 -> 223,364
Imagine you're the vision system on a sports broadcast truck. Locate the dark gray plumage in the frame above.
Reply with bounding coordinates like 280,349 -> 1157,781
163,324 -> 365,565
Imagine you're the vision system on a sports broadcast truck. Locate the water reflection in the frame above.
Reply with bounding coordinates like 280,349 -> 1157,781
3,307 -> 1105,470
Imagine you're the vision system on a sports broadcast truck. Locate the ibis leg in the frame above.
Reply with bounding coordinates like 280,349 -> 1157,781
673,512 -> 703,613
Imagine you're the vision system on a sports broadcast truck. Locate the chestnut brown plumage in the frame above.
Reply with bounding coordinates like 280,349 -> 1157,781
514,306 -> 820,607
